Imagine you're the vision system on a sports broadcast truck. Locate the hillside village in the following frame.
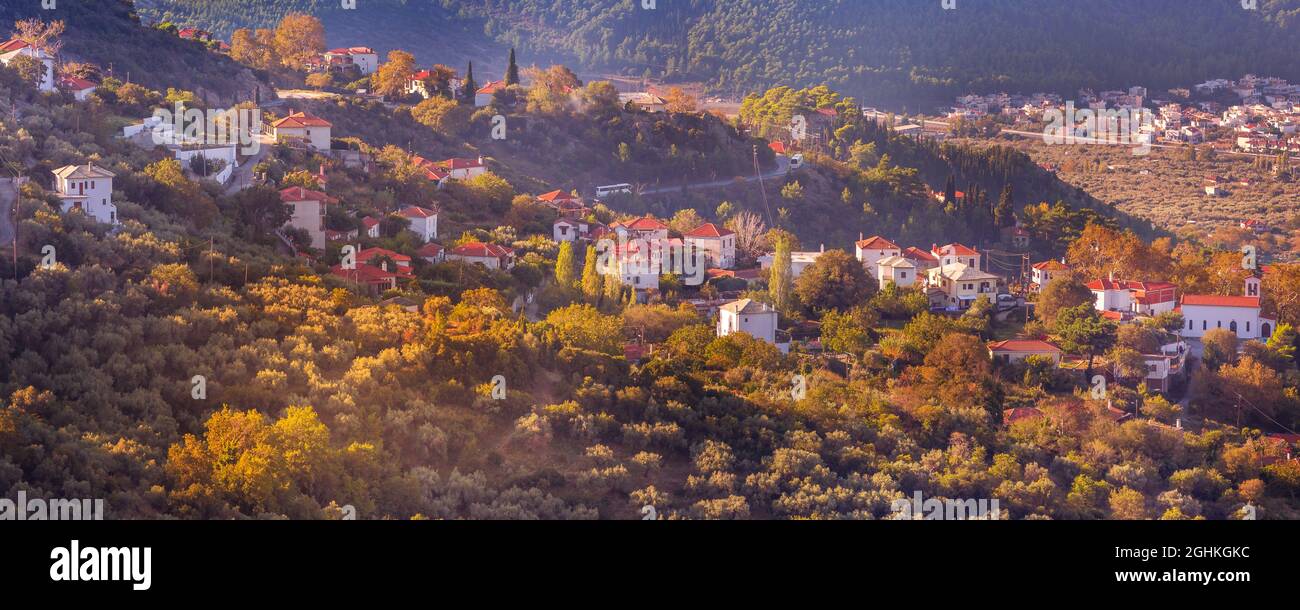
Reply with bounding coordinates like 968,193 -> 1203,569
2,5 -> 1300,521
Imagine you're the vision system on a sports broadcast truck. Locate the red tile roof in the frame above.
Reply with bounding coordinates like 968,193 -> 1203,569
361,216 -> 380,228
988,339 -> 1062,353
933,243 -> 979,257
0,40 -> 31,53
902,247 -> 938,263
450,242 -> 513,258
440,157 -> 484,170
399,205 -> 438,219
856,235 -> 899,250
624,216 -> 669,231
769,141 -> 787,155
57,75 -> 96,91
357,247 -> 411,264
1032,260 -> 1069,271
477,80 -> 506,95
272,111 -> 332,129
685,223 -> 735,238
1181,295 -> 1261,308
279,186 -> 332,203
537,189 -> 577,202
417,243 -> 444,258
1003,407 -> 1045,425
330,263 -> 398,284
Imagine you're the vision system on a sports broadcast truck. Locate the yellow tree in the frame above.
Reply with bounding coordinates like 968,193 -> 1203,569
373,50 -> 417,97
273,13 -> 325,70
663,86 -> 697,113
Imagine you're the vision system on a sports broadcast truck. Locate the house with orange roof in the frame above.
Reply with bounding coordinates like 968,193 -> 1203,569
684,223 -> 737,269
901,246 -> 939,273
988,339 -> 1063,365
279,186 -> 333,249
360,216 -> 381,239
331,263 -> 398,296
1030,260 -> 1069,290
475,80 -> 506,107
398,205 -> 438,242
323,47 -> 378,74
1180,276 -> 1272,339
931,243 -> 981,269
612,215 -> 670,241
447,242 -> 515,270
271,111 -> 332,150
0,39 -> 55,92
854,235 -> 901,271
1088,277 -> 1178,316
57,75 -> 97,101
416,242 -> 445,264
355,247 -> 414,277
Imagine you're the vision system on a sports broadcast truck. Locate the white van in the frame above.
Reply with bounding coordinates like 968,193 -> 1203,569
789,154 -> 804,169
595,183 -> 633,198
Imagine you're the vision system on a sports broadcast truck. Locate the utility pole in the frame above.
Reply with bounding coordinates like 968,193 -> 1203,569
208,236 -> 214,284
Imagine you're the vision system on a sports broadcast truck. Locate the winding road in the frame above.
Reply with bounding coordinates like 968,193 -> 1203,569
639,154 -> 791,196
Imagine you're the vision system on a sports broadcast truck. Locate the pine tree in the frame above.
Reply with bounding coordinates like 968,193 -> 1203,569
770,235 -> 794,312
555,240 -> 576,288
505,48 -> 520,86
580,245 -> 602,303
461,61 -> 478,105
943,174 -> 957,205
995,183 -> 1015,228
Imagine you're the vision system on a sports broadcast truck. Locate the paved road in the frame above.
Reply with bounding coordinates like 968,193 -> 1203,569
640,154 -> 792,196
0,178 -> 16,247
224,134 -> 274,195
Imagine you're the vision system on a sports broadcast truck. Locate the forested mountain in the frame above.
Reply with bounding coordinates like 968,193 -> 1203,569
143,0 -> 1300,109
0,0 -> 268,106
134,0 -> 520,76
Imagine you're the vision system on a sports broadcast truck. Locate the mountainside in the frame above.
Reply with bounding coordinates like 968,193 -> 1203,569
134,0 -> 521,77
0,0 -> 268,106
137,0 -> 1300,109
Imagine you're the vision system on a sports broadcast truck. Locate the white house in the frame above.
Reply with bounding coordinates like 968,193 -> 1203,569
1180,277 -> 1271,340
931,243 -> 981,269
361,216 -> 381,239
928,263 -> 1001,309
1088,278 -> 1179,316
271,111 -> 332,150
1030,260 -> 1069,290
324,47 -> 379,74
399,205 -> 438,242
52,163 -> 117,225
416,242 -> 445,264
279,186 -> 331,250
759,246 -> 826,279
717,299 -> 779,346
855,235 -> 901,270
0,39 -> 55,92
447,242 -> 514,270
57,75 -> 97,101
988,339 -> 1063,365
475,80 -> 506,107
553,218 -> 587,243
618,92 -> 667,113
613,216 -> 670,241
439,157 -> 487,181
876,255 -> 917,289
684,223 -> 737,269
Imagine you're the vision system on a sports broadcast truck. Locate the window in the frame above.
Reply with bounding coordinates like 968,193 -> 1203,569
1202,321 -> 1207,331
900,272 -> 907,279
1247,322 -> 1251,333
1187,320 -> 1193,330
1230,321 -> 1238,333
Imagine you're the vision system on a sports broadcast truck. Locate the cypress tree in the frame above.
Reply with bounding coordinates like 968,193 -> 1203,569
461,61 -> 478,105
505,48 -> 520,86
